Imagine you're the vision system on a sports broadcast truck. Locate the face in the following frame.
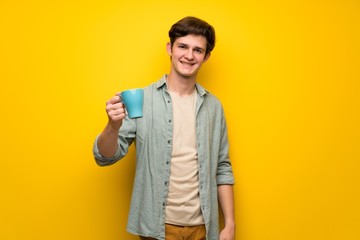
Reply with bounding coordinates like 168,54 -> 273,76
167,34 -> 210,79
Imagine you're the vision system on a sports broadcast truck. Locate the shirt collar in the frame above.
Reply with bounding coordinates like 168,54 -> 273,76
156,74 -> 208,97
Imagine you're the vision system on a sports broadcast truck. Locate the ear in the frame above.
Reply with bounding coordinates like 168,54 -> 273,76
203,52 -> 211,62
166,42 -> 172,56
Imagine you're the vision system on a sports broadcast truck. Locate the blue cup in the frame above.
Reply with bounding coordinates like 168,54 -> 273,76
120,88 -> 144,119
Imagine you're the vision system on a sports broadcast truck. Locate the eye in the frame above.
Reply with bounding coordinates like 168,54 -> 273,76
194,48 -> 204,53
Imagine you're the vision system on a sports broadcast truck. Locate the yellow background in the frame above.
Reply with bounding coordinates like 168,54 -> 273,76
1,0 -> 359,239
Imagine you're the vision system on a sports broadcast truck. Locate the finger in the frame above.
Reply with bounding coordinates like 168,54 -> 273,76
116,92 -> 123,103
106,104 -> 125,116
109,107 -> 126,116
111,114 -> 126,123
107,95 -> 121,105
106,101 -> 124,111
108,110 -> 126,121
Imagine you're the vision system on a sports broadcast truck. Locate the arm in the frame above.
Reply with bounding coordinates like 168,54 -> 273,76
97,94 -> 126,158
97,123 -> 121,158
218,184 -> 235,240
216,103 -> 235,239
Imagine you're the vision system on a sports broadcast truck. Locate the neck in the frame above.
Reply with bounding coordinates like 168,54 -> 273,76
166,73 -> 197,97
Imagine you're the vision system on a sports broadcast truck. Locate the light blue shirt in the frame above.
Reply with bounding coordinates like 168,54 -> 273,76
93,75 -> 234,240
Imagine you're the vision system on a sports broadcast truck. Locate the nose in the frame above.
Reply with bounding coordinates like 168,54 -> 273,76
185,49 -> 194,60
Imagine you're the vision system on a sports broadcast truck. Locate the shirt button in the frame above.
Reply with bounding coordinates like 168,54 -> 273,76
168,119 -> 172,123
166,161 -> 169,164
168,140 -> 171,144
162,202 -> 166,206
165,181 -> 168,185
167,100 -> 170,103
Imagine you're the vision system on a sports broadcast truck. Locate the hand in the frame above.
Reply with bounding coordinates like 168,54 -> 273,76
105,93 -> 126,130
219,224 -> 235,240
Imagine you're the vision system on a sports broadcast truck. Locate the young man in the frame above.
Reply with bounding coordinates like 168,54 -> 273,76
93,16 -> 235,240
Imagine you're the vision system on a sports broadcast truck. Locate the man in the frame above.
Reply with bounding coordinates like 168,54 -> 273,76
93,16 -> 235,240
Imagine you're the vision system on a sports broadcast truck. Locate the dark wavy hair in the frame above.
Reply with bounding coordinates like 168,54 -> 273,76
168,16 -> 216,55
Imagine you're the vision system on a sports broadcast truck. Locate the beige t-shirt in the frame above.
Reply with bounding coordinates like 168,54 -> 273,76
165,89 -> 204,226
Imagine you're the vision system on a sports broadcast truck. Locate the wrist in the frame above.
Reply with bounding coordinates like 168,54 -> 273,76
224,219 -> 235,228
106,121 -> 122,133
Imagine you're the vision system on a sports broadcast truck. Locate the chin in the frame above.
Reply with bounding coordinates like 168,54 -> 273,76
180,72 -> 196,78
181,69 -> 199,77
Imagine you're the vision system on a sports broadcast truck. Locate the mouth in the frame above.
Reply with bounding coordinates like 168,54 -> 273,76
180,61 -> 196,67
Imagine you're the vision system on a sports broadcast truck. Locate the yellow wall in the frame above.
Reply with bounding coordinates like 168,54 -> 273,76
1,0 -> 359,239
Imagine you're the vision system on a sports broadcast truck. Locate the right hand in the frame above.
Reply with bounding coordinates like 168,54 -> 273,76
105,93 -> 126,130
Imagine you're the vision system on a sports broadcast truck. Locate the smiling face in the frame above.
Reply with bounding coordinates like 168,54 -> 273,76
167,34 -> 211,80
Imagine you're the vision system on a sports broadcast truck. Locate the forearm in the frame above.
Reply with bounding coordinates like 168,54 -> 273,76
217,184 -> 235,227
97,123 -> 120,158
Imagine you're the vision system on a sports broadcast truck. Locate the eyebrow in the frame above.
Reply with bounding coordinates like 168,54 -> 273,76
177,42 -> 205,51
194,46 -> 205,52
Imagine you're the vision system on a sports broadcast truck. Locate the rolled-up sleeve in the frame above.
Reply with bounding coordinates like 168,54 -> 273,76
216,108 -> 235,185
93,136 -> 123,166
93,117 -> 136,166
